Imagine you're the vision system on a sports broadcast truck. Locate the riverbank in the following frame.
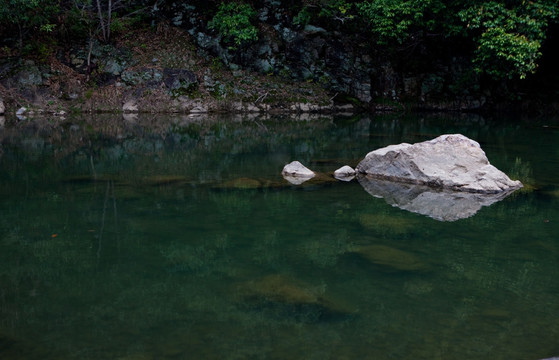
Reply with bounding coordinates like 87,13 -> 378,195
1,19 -> 558,119
0,26 -> 365,119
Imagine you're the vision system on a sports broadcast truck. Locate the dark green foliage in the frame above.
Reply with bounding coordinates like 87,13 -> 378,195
62,5 -> 93,40
0,0 -> 59,48
356,0 -> 438,45
0,0 -> 153,49
317,0 -> 354,22
208,2 -> 258,48
353,0 -> 557,79
458,1 -> 558,79
0,0 -> 557,84
293,6 -> 312,26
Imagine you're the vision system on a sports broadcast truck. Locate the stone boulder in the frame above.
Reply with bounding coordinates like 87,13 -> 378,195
122,100 -> 138,113
334,165 -> 356,181
356,134 -> 522,194
163,68 -> 198,96
0,97 -> 4,115
16,107 -> 27,120
121,68 -> 163,87
281,161 -> 315,184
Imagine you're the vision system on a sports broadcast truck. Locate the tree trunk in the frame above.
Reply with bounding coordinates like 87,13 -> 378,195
95,0 -> 107,41
107,0 -> 112,41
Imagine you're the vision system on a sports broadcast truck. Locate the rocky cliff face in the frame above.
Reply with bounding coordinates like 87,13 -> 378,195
158,0 -> 487,111
160,1 -> 373,104
2,1 -> 552,116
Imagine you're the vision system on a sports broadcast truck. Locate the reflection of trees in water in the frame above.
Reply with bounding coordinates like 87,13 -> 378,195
0,113 -> 363,184
97,180 -> 119,264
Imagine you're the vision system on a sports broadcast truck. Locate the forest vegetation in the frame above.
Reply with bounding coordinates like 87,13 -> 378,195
0,0 -> 558,113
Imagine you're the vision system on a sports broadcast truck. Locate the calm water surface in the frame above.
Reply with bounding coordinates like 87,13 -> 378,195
0,113 -> 558,359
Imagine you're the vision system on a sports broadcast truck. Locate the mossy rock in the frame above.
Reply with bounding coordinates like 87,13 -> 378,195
140,175 -> 191,186
237,274 -> 353,321
351,244 -> 429,272
214,177 -> 262,190
541,187 -> 559,197
308,173 -> 339,184
243,274 -> 318,304
358,213 -> 415,235
517,182 -> 537,193
258,179 -> 293,190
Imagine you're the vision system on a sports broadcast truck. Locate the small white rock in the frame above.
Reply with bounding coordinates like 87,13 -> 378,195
122,100 -> 138,113
247,104 -> 260,112
334,165 -> 356,181
281,161 -> 315,178
190,105 -> 207,113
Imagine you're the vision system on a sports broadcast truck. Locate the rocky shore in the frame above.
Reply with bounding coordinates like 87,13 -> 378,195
0,25 -> 365,120
1,0 -> 557,119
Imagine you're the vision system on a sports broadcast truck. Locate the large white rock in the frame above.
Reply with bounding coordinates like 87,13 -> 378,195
356,134 -> 522,194
0,97 -> 4,115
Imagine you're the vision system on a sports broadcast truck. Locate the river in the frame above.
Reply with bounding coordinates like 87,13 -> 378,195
0,112 -> 558,359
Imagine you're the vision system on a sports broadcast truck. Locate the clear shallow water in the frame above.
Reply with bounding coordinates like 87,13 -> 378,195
0,113 -> 558,360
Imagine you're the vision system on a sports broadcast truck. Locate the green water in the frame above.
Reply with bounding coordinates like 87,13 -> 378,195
0,113 -> 558,359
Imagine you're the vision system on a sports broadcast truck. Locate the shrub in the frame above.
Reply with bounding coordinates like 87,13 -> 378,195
208,2 -> 258,48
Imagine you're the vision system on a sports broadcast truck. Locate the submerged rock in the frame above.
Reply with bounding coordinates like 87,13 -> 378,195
141,175 -> 191,186
215,177 -> 262,190
351,244 -> 428,272
356,134 -> 522,194
358,213 -> 416,234
241,274 -> 318,305
237,274 -> 352,321
358,176 -> 517,221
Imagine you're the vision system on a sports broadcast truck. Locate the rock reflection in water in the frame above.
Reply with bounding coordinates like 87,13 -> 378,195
358,176 -> 518,221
